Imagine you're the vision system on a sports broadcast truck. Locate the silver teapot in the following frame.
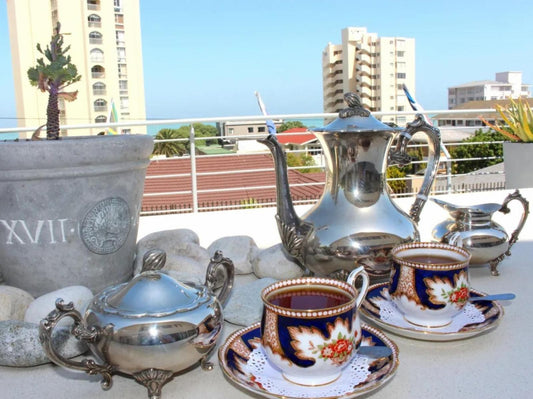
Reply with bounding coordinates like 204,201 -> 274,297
259,93 -> 441,279
39,249 -> 234,399
431,190 -> 529,275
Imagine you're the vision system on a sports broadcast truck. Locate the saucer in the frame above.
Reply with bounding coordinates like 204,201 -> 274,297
218,322 -> 399,399
360,282 -> 504,342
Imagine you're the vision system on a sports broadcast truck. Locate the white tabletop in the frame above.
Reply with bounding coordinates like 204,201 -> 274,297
1,188 -> 531,399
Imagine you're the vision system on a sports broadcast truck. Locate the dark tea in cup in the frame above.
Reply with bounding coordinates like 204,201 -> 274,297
267,286 -> 352,310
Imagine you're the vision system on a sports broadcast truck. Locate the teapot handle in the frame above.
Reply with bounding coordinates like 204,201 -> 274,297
390,114 -> 441,223
499,190 -> 530,254
205,250 -> 235,306
39,299 -> 115,390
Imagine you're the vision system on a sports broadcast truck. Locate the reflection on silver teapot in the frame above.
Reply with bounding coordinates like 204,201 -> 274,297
39,249 -> 234,399
258,93 -> 441,279
431,190 -> 529,276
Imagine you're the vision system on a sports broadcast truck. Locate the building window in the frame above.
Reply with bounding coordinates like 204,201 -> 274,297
87,0 -> 100,11
397,51 -> 405,57
117,47 -> 126,62
94,99 -> 107,112
92,82 -> 106,95
119,80 -> 128,94
117,64 -> 127,79
95,115 -> 107,123
114,0 -> 122,11
91,65 -> 105,79
88,14 -> 101,28
258,126 -> 265,133
90,48 -> 104,62
397,73 -> 406,79
115,13 -> 124,28
116,30 -> 125,45
247,127 -> 254,133
89,31 -> 103,44
120,96 -> 129,110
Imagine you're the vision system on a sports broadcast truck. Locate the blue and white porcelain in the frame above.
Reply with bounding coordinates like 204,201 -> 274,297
260,267 -> 369,386
389,242 -> 471,327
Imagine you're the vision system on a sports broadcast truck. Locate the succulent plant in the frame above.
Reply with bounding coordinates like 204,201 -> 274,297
480,98 -> 533,142
27,22 -> 81,140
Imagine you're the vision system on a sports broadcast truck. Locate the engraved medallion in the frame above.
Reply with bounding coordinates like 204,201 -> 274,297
81,197 -> 131,254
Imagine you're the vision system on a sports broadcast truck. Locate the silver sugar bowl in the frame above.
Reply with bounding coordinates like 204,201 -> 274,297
39,249 -> 234,399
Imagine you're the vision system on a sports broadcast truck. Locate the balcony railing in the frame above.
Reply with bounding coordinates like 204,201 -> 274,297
0,108 -> 508,216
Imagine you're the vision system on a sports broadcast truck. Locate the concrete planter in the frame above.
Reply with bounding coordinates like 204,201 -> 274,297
0,135 -> 153,296
504,142 -> 533,189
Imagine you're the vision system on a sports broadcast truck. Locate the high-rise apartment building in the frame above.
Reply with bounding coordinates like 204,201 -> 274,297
322,27 -> 415,126
448,71 -> 530,109
7,0 -> 146,138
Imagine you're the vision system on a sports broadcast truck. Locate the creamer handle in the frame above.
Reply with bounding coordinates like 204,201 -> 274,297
499,190 -> 530,254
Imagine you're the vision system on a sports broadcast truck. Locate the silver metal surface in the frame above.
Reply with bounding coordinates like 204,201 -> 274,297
431,190 -> 529,275
258,93 -> 441,279
39,249 -> 234,399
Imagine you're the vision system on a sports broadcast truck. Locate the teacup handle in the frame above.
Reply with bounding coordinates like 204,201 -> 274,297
39,299 -> 115,390
346,266 -> 370,308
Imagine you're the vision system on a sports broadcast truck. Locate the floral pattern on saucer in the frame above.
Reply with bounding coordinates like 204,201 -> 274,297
218,322 -> 399,399
361,283 -> 504,342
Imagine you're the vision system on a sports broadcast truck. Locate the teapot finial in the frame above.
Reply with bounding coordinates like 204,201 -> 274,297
339,92 -> 370,118
141,249 -> 166,272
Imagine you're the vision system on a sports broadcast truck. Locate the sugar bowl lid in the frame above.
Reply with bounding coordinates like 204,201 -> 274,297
315,92 -> 397,133
97,249 -> 209,317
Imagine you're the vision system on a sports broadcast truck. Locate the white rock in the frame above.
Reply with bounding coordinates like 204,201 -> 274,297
163,254 -> 208,282
208,236 -> 258,275
0,286 -> 34,321
0,321 -> 87,367
253,243 -> 305,279
134,229 -> 200,274
224,278 -> 278,326
24,286 -> 93,327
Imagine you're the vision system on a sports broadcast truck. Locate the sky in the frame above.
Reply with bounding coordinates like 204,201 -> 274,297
1,0 -> 533,129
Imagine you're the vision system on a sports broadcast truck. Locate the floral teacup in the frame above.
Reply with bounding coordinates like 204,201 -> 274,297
389,242 -> 471,327
260,267 -> 369,386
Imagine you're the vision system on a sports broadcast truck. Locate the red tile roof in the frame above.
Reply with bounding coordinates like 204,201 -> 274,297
277,128 -> 317,145
142,153 -> 325,212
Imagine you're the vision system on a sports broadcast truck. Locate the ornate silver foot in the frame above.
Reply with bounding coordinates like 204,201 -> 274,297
200,355 -> 214,371
489,259 -> 501,276
132,368 -> 174,399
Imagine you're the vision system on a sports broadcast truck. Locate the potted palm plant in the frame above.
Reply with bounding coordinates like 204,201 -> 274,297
480,98 -> 533,189
0,23 -> 153,296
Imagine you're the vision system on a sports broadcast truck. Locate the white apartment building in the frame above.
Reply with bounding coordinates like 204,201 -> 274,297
322,27 -> 415,126
7,0 -> 146,138
448,71 -> 530,109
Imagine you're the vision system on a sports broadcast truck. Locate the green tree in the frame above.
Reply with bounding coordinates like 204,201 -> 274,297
153,123 -> 218,157
286,152 -> 321,173
27,22 -> 81,140
277,120 -> 306,132
153,129 -> 183,157
448,129 -> 503,174
386,166 -> 407,193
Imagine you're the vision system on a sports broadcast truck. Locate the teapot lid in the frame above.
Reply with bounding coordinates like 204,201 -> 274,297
315,93 -> 398,133
98,249 -> 209,317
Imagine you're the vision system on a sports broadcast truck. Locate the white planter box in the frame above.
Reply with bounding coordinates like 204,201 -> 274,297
504,142 -> 533,189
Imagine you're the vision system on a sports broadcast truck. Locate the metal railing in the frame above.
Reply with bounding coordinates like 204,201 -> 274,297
0,109 -> 507,215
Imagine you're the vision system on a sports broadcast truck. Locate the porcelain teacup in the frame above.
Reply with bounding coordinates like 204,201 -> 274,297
389,242 -> 471,328
260,267 -> 369,386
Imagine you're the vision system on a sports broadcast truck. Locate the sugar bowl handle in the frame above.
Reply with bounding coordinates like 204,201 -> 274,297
39,299 -> 115,390
346,266 -> 370,308
205,250 -> 235,306
499,189 -> 530,253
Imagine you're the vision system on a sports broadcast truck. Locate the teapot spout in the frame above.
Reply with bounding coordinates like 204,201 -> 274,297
258,134 -> 311,266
